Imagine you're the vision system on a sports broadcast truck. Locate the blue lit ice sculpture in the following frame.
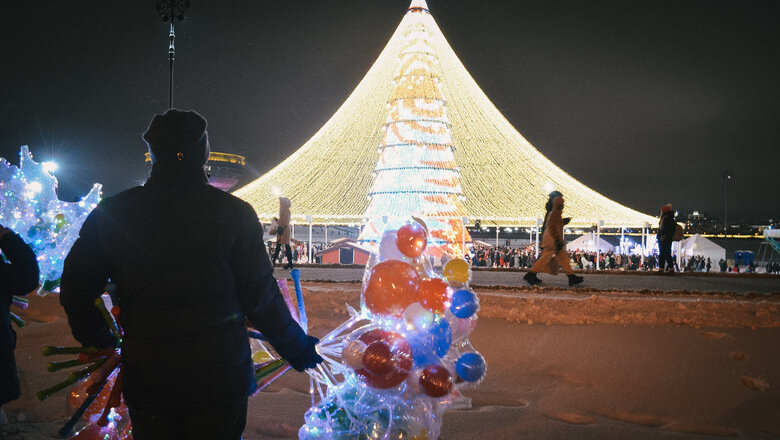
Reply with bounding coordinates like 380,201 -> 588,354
0,146 -> 101,291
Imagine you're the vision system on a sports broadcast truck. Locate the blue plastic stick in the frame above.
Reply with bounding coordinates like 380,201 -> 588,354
289,269 -> 308,333
247,330 -> 266,341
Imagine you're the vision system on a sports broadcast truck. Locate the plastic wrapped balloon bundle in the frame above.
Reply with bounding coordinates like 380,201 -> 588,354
300,219 -> 486,440
0,145 -> 101,291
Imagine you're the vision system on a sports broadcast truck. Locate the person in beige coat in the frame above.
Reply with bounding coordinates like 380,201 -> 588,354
271,197 -> 293,269
523,194 -> 584,287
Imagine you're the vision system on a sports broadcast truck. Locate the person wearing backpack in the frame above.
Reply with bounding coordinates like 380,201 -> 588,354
657,204 -> 677,273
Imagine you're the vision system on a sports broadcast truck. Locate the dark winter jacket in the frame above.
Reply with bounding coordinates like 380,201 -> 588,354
1,231 -> 39,330
1,230 -> 39,406
657,211 -> 676,243
60,162 -> 308,409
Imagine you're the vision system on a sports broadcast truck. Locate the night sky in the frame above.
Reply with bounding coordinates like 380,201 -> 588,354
1,1 -> 778,222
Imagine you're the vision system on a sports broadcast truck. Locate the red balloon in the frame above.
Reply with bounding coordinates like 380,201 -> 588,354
362,341 -> 393,375
356,329 -> 413,389
364,261 -> 421,316
71,423 -> 120,440
419,365 -> 453,397
418,278 -> 450,314
396,222 -> 427,258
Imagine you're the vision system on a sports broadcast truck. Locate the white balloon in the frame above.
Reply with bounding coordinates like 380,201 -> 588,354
403,302 -> 435,331
378,230 -> 411,263
446,309 -> 478,342
342,339 -> 367,370
405,367 -> 424,394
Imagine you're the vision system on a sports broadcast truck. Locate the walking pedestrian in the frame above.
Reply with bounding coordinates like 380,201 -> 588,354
657,204 -> 676,273
271,197 -> 294,269
523,193 -> 584,286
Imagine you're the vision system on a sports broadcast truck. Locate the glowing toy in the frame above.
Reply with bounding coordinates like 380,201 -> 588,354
0,145 -> 101,291
39,296 -> 129,439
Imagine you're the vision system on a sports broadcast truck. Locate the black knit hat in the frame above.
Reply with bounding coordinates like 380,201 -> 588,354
143,109 -> 209,165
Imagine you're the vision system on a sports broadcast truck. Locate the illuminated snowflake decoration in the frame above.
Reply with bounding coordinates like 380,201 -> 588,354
0,145 -> 101,290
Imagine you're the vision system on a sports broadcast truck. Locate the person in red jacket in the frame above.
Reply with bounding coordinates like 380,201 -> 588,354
0,224 -> 40,424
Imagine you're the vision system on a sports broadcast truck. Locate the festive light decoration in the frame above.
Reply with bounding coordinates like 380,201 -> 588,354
233,0 -> 656,228
0,145 -> 101,290
299,217 -> 485,439
360,22 -> 470,254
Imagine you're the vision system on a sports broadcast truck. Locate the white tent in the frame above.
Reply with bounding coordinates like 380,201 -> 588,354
679,234 -> 726,263
567,232 -> 615,253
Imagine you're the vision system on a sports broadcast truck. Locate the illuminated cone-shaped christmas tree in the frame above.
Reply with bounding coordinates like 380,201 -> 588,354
360,18 -> 470,257
234,0 -> 656,229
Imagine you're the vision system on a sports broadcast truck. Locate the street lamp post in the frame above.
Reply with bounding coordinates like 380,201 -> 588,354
156,0 -> 190,109
723,171 -> 732,235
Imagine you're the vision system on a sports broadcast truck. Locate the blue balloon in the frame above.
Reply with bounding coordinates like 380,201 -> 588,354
429,319 -> 452,357
450,289 -> 478,318
407,319 -> 453,365
407,332 -> 439,366
456,352 -> 486,382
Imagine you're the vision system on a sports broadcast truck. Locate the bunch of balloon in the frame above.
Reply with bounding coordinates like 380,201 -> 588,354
299,219 -> 486,440
0,145 -> 101,291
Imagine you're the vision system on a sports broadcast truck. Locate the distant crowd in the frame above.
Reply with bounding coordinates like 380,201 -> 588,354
264,240 -> 780,275
464,244 -> 777,274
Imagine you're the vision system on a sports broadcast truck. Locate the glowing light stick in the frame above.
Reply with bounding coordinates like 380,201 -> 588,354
289,268 -> 308,333
277,278 -> 300,324
9,312 -> 25,328
39,294 -> 126,438
58,379 -> 108,438
12,296 -> 28,310
42,345 -> 98,356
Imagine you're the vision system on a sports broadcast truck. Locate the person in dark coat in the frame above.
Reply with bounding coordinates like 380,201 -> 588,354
657,203 -> 677,273
0,224 -> 40,423
60,109 -> 322,440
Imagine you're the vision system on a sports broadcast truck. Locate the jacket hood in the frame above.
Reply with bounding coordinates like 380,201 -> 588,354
552,196 -> 564,210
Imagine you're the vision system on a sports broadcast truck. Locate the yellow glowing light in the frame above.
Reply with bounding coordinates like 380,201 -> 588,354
233,0 -> 656,228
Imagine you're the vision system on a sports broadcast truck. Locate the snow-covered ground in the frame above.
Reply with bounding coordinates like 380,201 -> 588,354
3,280 -> 778,439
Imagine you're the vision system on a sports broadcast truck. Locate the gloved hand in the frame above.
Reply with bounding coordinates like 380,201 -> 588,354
287,335 -> 324,372
555,240 -> 564,252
